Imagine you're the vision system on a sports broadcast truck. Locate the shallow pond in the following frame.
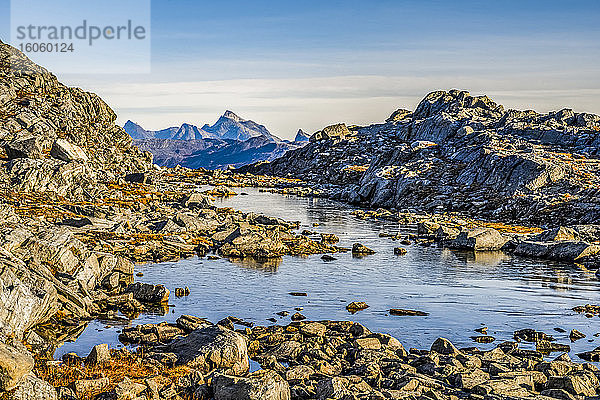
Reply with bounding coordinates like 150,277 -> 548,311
56,187 -> 600,360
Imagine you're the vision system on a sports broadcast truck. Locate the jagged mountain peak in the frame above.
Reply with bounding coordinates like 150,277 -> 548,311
294,129 -> 310,142
223,110 -> 244,122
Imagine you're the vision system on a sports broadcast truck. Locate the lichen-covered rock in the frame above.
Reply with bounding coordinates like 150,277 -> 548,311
50,139 -> 88,162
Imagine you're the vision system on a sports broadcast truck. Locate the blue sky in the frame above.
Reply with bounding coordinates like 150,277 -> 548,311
2,0 -> 600,139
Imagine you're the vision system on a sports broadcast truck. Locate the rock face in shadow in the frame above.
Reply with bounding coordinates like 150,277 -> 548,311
241,89 -> 600,226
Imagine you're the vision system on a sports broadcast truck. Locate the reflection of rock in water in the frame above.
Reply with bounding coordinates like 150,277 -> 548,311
35,321 -> 89,356
228,257 -> 282,272
144,304 -> 170,316
451,250 -> 509,266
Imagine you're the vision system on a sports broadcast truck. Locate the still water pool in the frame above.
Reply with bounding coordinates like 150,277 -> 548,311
56,187 -> 600,359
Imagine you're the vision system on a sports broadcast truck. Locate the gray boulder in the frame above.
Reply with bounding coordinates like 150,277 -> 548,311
159,325 -> 248,374
430,337 -> 460,356
213,370 -> 290,400
514,241 -> 600,262
49,138 -> 88,162
448,228 -> 508,251
310,124 -> 351,142
181,193 -> 211,209
4,136 -> 43,159
0,248 -> 58,339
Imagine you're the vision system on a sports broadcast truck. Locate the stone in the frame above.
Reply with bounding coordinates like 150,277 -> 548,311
417,221 -> 440,235
72,378 -> 110,398
430,337 -> 460,355
159,325 -> 249,374
291,312 -> 306,321
577,346 -> 600,361
285,365 -> 315,382
545,371 -> 599,397
213,370 -> 290,400
4,136 -> 43,159
355,337 -> 382,350
514,328 -> 553,343
124,282 -> 170,304
351,243 -> 375,255
50,138 -> 89,162
346,301 -> 369,312
0,248 -> 59,339
535,227 -> 580,242
267,341 -> 302,360
472,378 -> 531,397
514,241 -> 600,262
393,247 -> 407,255
451,368 -> 489,389
570,329 -> 586,341
536,340 -> 571,354
299,322 -> 326,337
86,344 -> 110,366
0,343 -> 34,391
176,315 -> 211,332
181,193 -> 212,209
310,123 -> 351,142
448,228 -> 508,251
389,308 -> 428,316
7,373 -> 57,400
114,377 -> 146,400
471,335 -> 495,343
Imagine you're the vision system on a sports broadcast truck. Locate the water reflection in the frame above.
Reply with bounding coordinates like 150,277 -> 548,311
228,257 -> 283,272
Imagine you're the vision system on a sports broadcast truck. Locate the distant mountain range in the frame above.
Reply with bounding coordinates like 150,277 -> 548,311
124,110 -> 281,142
125,111 -> 308,169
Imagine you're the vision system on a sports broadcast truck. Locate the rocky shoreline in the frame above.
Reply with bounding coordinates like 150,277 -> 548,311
2,39 -> 600,399
22,316 -> 600,400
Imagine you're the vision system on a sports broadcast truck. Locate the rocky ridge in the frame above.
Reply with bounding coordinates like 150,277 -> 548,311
241,89 -> 600,227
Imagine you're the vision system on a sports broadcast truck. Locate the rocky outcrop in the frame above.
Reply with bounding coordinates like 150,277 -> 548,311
241,89 -> 600,226
0,41 -> 152,199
